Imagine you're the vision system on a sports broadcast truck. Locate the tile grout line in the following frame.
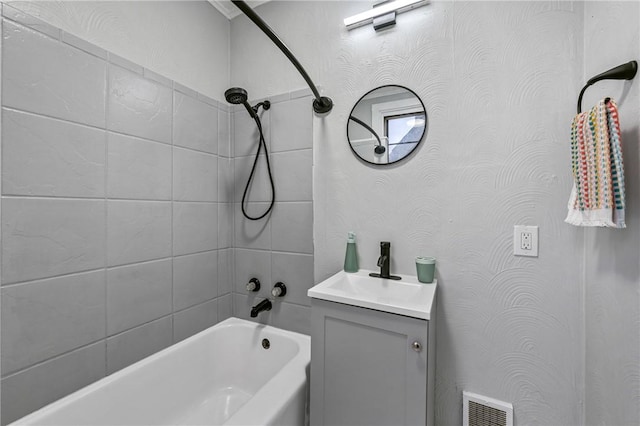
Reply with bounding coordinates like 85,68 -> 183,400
1,194 -> 201,203
0,247 -> 218,289
231,109 -> 237,319
1,312 -> 176,381
0,339 -> 105,381
0,12 -> 4,396
170,86 -> 176,343
103,56 -> 110,377
1,106 -> 170,148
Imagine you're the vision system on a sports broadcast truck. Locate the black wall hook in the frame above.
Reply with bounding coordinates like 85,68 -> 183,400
577,60 -> 637,113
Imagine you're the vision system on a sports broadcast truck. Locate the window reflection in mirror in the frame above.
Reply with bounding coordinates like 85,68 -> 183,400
347,85 -> 427,165
385,113 -> 426,163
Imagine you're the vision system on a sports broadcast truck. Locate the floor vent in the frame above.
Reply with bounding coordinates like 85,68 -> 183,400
463,391 -> 513,426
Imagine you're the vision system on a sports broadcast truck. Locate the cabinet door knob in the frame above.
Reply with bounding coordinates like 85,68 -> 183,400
411,341 -> 422,352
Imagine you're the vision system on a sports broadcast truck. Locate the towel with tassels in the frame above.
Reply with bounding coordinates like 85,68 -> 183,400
565,98 -> 626,228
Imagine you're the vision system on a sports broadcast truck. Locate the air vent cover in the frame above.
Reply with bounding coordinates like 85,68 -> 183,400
463,391 -> 513,426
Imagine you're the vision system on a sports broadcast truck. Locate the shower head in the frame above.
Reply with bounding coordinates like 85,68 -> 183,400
225,87 -> 248,105
225,87 -> 258,119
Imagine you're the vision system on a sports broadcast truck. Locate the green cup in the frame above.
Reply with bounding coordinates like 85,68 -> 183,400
415,256 -> 436,283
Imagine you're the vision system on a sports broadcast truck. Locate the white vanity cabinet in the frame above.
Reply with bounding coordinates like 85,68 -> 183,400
309,298 -> 436,426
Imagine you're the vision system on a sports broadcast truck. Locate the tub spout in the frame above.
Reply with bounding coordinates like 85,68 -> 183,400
250,298 -> 272,318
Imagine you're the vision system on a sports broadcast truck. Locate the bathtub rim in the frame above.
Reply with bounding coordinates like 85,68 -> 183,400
10,317 -> 311,426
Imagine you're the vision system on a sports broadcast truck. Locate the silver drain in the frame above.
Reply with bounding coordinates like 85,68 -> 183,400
262,338 -> 271,349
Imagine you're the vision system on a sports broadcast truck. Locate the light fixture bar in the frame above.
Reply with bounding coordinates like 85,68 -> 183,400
344,0 -> 429,30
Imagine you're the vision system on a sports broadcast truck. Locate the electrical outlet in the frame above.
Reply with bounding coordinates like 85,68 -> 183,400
514,225 -> 538,257
521,232 -> 532,250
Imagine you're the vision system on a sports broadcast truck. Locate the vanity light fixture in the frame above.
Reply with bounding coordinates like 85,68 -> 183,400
344,0 -> 429,31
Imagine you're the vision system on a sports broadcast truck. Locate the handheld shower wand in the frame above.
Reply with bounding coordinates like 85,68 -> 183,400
224,87 -> 271,118
225,87 -> 275,221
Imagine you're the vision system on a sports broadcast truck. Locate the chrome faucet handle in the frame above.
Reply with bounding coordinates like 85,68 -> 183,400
271,282 -> 287,297
246,278 -> 261,292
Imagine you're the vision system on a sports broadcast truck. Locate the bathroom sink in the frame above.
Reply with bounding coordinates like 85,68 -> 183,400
307,270 -> 436,320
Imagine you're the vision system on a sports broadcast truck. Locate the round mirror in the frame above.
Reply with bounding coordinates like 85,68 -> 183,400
347,85 -> 427,165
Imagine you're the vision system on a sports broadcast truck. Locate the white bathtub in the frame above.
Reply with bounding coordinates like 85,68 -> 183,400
11,318 -> 311,426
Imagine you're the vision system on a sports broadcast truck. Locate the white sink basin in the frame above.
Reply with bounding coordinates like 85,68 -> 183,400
307,269 -> 436,320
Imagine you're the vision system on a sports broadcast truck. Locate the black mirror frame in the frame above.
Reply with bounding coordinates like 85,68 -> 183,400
347,84 -> 427,166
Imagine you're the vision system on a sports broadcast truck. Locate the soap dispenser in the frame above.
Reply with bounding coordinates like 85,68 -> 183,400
344,231 -> 359,273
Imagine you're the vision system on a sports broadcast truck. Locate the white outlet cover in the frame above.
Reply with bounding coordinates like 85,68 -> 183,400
514,225 -> 538,257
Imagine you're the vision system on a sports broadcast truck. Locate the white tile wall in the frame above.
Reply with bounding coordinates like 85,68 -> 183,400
230,94 -> 314,335
2,20 -> 106,127
234,249 -> 272,297
172,202 -> 218,255
218,203 -> 234,249
217,294 -> 233,322
107,133 -> 172,200
271,202 -> 313,254
0,342 -> 106,424
232,109 -> 270,158
233,154 -> 272,203
173,299 -> 219,343
1,271 -> 106,375
173,91 -> 218,154
106,201 -> 172,266
107,65 -> 172,143
106,260 -> 173,336
217,248 -> 233,296
105,316 -> 173,375
217,157 -> 234,203
173,251 -> 218,311
2,109 -> 106,198
269,96 -> 312,152
0,13 -> 233,424
233,202 -> 272,250
271,150 -> 313,201
0,10 -> 316,425
271,252 -> 314,306
268,300 -> 310,336
218,107 -> 231,158
173,148 -> 218,202
2,198 -> 106,284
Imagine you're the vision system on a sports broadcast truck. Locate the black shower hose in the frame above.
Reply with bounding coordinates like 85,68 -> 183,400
241,112 -> 276,220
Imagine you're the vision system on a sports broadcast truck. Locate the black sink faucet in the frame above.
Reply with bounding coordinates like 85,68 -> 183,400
377,241 -> 390,277
369,241 -> 401,280
250,298 -> 272,318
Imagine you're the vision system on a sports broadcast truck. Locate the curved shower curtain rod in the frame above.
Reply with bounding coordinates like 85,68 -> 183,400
231,0 -> 333,114
348,115 -> 386,154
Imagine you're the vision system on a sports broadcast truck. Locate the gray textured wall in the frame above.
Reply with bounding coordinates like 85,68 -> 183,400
232,1 -> 639,424
583,2 -> 640,425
